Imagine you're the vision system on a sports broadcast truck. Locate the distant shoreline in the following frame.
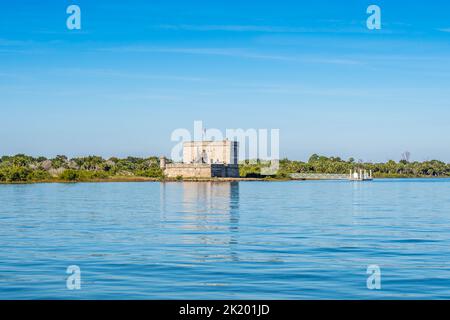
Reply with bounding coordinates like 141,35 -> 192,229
1,176 -> 449,185
0,176 -> 268,185
1,154 -> 449,184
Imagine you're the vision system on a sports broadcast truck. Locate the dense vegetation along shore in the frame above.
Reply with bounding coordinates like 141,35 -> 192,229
0,154 -> 449,183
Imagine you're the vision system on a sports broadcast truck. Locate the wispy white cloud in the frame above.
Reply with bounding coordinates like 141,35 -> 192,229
0,38 -> 59,55
221,83 -> 374,97
437,28 -> 450,33
49,68 -> 208,82
307,57 -> 361,65
156,24 -> 313,33
99,46 -> 295,61
0,72 -> 32,80
99,92 -> 181,102
0,38 -> 33,46
32,30 -> 90,35
98,46 -> 362,65
154,24 -> 395,35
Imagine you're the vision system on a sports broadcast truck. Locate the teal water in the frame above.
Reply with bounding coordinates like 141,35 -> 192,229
1,179 -> 450,299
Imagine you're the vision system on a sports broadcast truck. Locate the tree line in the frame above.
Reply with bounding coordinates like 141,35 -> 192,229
240,154 -> 450,178
0,153 -> 449,183
0,154 -> 164,182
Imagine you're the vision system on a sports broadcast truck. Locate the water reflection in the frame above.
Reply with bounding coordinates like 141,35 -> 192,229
182,182 -> 238,217
159,182 -> 240,262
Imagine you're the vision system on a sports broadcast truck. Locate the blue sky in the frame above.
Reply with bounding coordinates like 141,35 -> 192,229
1,0 -> 450,162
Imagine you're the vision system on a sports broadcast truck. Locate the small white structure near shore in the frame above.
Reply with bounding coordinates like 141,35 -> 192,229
350,169 -> 373,181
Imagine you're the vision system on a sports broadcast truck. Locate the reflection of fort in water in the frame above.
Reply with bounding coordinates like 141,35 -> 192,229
159,182 -> 240,262
182,182 -> 239,218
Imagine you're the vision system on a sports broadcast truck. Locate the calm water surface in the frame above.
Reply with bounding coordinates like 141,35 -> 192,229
1,179 -> 450,299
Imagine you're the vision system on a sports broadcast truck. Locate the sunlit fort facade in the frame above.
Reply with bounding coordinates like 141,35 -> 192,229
160,140 -> 240,178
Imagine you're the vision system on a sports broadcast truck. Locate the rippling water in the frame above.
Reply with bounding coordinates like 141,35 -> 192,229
1,179 -> 450,299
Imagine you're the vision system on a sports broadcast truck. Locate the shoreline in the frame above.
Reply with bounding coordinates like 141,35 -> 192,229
1,176 -> 449,185
2,154 -> 449,184
0,176 -> 271,185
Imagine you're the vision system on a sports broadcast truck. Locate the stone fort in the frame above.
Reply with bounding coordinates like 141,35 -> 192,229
160,140 -> 239,178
